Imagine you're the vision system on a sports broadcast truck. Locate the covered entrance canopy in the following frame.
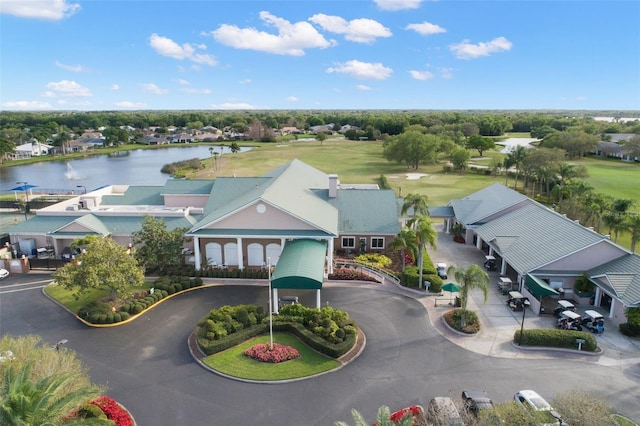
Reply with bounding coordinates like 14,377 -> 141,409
271,239 -> 327,290
524,274 -> 559,299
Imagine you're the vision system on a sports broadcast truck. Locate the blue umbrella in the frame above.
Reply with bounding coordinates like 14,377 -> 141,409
10,184 -> 38,191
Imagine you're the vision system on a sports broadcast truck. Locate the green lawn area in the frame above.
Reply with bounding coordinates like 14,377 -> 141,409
44,281 -> 155,313
203,333 -> 341,381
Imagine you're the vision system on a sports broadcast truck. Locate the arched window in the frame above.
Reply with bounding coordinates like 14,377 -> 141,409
266,243 -> 281,266
224,242 -> 238,266
247,243 -> 264,266
205,243 -> 222,266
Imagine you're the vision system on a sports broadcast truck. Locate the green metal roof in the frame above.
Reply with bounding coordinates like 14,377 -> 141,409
162,179 -> 214,195
101,186 -> 164,206
271,239 -> 327,290
524,274 -> 559,299
188,229 -> 333,238
589,254 -> 640,306
450,183 -> 530,226
327,189 -> 400,235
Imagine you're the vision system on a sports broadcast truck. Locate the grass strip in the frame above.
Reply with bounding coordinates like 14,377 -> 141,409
203,333 -> 341,381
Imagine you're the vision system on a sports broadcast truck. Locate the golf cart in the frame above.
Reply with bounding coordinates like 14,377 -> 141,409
498,276 -> 516,295
553,300 -> 576,317
484,255 -> 497,271
436,262 -> 448,279
506,291 -> 529,311
556,310 -> 582,331
582,310 -> 605,333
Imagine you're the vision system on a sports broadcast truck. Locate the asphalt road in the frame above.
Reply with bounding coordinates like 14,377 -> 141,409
1,275 -> 639,426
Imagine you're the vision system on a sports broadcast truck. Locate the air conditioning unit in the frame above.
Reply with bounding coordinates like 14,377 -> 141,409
66,204 -> 79,211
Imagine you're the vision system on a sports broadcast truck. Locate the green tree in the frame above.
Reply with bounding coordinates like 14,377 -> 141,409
465,135 -> 495,156
625,213 -> 640,253
53,235 -> 144,301
389,228 -> 418,271
132,215 -> 190,274
383,130 -> 442,169
446,264 -> 489,327
624,135 -> 640,159
450,147 -> 471,174
0,137 -> 15,164
407,215 -> 437,289
400,193 -> 430,217
0,335 -> 107,426
229,141 -> 240,153
552,390 -> 615,426
315,132 -> 328,145
507,145 -> 527,191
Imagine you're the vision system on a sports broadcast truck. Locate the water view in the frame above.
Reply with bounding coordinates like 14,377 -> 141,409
0,146 -> 250,193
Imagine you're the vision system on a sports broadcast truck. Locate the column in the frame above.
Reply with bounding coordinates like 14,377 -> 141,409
500,259 -> 507,276
316,289 -> 321,309
236,237 -> 244,269
488,247 -> 494,256
445,219 -> 451,234
194,237 -> 201,270
327,238 -> 334,274
476,234 -> 482,250
608,298 -> 615,319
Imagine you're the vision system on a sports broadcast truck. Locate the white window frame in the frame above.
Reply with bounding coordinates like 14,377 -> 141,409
342,236 -> 356,249
371,237 -> 385,250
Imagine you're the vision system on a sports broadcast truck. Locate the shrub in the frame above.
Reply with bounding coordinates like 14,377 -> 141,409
243,343 -> 301,363
132,304 -> 143,314
328,268 -> 379,282
354,253 -> 392,269
444,308 -> 480,334
120,312 -> 130,321
78,403 -> 107,419
514,328 -> 598,351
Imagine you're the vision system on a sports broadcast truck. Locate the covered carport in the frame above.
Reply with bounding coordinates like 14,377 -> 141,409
270,239 -> 327,313
522,274 -> 559,314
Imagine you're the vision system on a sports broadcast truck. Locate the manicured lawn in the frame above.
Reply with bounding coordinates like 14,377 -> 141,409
203,333 -> 341,381
44,281 -> 155,313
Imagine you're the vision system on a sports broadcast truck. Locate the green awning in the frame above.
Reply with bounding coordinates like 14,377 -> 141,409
524,274 -> 559,299
271,239 -> 327,290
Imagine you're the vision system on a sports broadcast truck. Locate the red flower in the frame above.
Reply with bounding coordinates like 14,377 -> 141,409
243,343 -> 301,363
90,396 -> 134,426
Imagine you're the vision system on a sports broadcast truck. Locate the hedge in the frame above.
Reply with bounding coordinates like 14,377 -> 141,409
400,266 -> 442,290
513,328 -> 598,352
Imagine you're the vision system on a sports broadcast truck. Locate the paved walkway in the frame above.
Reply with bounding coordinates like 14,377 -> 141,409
378,223 -> 640,367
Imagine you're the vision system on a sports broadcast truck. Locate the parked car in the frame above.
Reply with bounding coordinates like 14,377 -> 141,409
0,268 -> 9,280
436,263 -> 448,279
461,390 -> 494,416
426,397 -> 463,426
514,390 -> 568,426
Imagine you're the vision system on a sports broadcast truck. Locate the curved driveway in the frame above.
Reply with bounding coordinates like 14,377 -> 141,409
1,276 -> 639,425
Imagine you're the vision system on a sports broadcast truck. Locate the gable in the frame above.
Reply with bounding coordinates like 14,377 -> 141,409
203,200 -> 320,231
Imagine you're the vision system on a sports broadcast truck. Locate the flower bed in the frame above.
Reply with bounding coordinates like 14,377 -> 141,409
244,342 -> 301,363
90,396 -> 134,426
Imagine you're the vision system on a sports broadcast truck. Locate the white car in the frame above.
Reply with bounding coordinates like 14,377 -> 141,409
0,268 -> 9,280
514,390 -> 568,425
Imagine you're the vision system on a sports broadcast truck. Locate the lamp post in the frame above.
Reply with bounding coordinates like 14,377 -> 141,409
76,185 -> 86,194
519,299 -> 531,346
16,181 -> 28,220
267,256 -> 274,350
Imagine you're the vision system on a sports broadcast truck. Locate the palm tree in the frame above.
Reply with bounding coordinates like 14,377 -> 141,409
625,214 -> 640,253
407,215 -> 437,289
0,361 -> 107,425
446,264 -> 490,327
507,145 -> 527,191
389,228 -> 418,271
401,193 -> 430,217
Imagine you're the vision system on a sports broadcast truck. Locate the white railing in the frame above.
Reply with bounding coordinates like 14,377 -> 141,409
333,259 -> 401,286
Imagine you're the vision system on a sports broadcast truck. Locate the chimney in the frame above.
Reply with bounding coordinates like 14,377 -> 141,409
329,174 -> 339,198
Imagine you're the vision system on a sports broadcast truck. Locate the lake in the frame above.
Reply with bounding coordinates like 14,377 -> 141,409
0,145 -> 250,193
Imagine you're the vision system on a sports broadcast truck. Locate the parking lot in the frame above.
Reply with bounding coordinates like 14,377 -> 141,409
425,222 -> 640,364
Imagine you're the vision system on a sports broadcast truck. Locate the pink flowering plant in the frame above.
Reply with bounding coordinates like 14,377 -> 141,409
244,343 -> 301,363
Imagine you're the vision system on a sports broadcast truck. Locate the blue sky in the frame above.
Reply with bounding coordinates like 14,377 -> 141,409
1,0 -> 639,111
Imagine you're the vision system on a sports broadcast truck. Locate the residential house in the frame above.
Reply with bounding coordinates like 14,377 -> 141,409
14,141 -> 53,159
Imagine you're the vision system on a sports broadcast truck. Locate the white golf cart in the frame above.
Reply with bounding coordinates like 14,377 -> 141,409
553,300 -> 576,317
582,310 -> 605,333
556,310 -> 582,331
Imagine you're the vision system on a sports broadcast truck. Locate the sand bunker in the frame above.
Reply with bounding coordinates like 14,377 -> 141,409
405,173 -> 429,180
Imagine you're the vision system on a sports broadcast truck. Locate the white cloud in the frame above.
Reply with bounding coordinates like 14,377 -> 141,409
140,83 -> 168,95
409,70 -> 434,80
285,96 -> 299,102
111,84 -> 120,90
149,33 -> 217,66
375,0 -> 423,11
1,100 -> 52,109
210,11 -> 334,56
176,78 -> 190,86
40,91 -> 56,98
181,87 -> 212,94
0,0 -> 80,20
327,60 -> 392,80
309,14 -> 391,43
45,80 -> 92,96
440,67 -> 454,79
450,36 -> 512,59
55,60 -> 85,72
356,84 -> 372,91
210,102 -> 267,110
239,79 -> 252,85
115,101 -> 148,108
406,22 -> 446,36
